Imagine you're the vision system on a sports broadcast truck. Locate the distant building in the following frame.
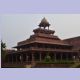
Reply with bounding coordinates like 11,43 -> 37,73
3,18 -> 80,67
63,36 -> 80,50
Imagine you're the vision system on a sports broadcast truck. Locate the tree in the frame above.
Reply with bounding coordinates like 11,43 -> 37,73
45,53 -> 51,62
1,40 -> 6,63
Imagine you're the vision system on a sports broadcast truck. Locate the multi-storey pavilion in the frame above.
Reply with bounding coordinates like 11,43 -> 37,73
5,18 -> 79,65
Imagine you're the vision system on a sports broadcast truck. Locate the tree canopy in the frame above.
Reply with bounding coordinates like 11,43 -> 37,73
1,40 -> 6,63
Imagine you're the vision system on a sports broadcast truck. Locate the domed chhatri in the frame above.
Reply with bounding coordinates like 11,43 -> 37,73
39,17 -> 50,29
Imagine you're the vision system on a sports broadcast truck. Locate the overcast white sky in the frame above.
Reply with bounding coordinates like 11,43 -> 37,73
1,14 -> 80,49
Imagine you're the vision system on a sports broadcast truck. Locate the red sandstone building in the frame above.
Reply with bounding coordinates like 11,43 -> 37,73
4,18 -> 80,67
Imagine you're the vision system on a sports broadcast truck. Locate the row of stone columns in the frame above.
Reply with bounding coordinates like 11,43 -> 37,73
6,52 -> 78,63
7,53 -> 42,63
31,53 -> 76,62
53,53 -> 74,61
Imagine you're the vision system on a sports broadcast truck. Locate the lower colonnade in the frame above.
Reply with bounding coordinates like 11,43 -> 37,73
5,51 -> 79,64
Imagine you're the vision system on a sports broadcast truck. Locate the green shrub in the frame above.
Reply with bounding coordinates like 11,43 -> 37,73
39,60 -> 74,64
44,55 -> 51,62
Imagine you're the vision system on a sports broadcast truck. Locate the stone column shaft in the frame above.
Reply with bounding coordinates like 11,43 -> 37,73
40,53 -> 42,61
61,53 -> 63,60
26,54 -> 28,62
54,53 -> 56,61
20,54 -> 23,63
31,52 -> 36,67
32,53 -> 34,62
66,53 -> 68,61
12,55 -> 13,64
21,54 -> 23,63
15,54 -> 17,63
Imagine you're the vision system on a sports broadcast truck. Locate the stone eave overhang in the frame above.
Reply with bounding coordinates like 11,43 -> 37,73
13,41 -> 72,48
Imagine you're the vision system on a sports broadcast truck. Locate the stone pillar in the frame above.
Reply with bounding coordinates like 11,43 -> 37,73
31,52 -> 35,67
72,53 -> 76,61
73,55 -> 76,61
26,54 -> 27,62
54,53 -> 56,61
66,53 -> 68,61
11,55 -> 13,64
61,53 -> 63,61
21,54 -> 23,63
40,53 -> 42,61
15,54 -> 17,63
7,54 -> 9,63
71,54 -> 73,60
32,53 -> 35,62
20,54 -> 23,63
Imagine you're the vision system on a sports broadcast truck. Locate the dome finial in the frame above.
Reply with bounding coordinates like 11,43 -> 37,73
39,17 -> 50,29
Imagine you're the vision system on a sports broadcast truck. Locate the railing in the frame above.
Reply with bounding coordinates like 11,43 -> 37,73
17,47 -> 77,52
